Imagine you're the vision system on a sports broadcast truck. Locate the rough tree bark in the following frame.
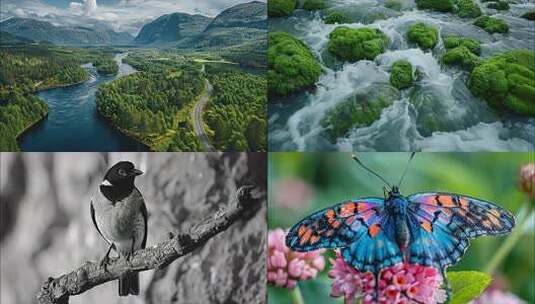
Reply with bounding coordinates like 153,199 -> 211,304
36,185 -> 263,304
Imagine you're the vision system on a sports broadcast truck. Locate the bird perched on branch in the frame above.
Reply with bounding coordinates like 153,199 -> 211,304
90,161 -> 147,296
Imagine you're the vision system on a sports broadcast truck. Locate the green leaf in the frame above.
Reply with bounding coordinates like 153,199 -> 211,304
447,271 -> 492,304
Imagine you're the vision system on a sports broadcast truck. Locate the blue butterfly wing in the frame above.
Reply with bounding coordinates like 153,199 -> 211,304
341,214 -> 403,273
407,192 -> 515,269
286,198 -> 402,273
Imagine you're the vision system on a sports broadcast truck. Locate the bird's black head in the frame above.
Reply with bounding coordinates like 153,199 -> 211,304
102,161 -> 143,187
100,161 -> 143,202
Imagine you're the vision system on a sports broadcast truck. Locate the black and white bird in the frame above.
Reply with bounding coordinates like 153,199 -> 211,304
90,161 -> 147,296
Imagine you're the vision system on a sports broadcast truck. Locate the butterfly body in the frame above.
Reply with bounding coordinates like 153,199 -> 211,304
286,188 -> 515,276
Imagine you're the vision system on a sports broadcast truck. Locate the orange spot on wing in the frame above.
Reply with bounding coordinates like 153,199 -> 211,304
439,196 -> 455,207
300,229 -> 312,245
309,235 -> 320,244
489,209 -> 501,218
489,215 -> 501,226
331,220 -> 341,229
326,209 -> 336,219
298,225 -> 307,237
340,202 -> 356,217
368,224 -> 381,238
345,216 -> 356,225
459,198 -> 469,209
357,203 -> 369,212
482,220 -> 492,228
421,220 -> 433,232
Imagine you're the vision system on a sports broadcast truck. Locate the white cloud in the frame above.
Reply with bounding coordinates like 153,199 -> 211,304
70,0 -> 97,16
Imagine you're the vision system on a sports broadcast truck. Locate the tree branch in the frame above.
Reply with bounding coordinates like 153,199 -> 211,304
36,185 -> 264,304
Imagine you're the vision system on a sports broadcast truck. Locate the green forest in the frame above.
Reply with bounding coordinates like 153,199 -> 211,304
93,57 -> 119,76
204,65 -> 267,151
96,62 -> 205,151
0,45 -> 89,151
0,44 -> 123,150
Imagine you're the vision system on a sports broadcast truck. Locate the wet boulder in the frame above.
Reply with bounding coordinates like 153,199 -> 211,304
390,60 -> 414,89
268,31 -> 322,96
468,49 -> 535,116
473,16 -> 509,33
327,26 -> 389,62
407,23 -> 439,50
268,0 -> 297,17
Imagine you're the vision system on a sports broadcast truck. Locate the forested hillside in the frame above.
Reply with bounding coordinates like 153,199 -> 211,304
96,63 -> 204,151
204,65 -> 267,151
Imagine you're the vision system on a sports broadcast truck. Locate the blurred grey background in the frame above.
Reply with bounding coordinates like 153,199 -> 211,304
0,152 -> 266,304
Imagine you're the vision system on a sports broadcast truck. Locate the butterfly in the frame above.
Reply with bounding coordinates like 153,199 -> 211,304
285,153 -> 515,300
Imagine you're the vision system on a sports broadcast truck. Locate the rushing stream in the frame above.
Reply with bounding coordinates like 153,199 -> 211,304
19,53 -> 148,152
268,0 -> 535,151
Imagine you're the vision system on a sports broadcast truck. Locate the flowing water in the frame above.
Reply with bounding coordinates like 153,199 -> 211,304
19,53 -> 148,151
268,0 -> 535,151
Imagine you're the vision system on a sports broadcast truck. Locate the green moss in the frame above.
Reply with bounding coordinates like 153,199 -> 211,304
268,0 -> 296,17
385,0 -> 403,11
416,0 -> 455,12
474,16 -> 509,33
390,60 -> 414,89
487,1 -> 510,10
324,11 -> 351,24
320,85 -> 399,141
327,26 -> 389,62
521,11 -> 535,20
442,46 -> 481,70
468,49 -> 535,115
443,36 -> 481,55
303,0 -> 326,10
268,32 -> 322,96
407,23 -> 439,50
456,0 -> 482,18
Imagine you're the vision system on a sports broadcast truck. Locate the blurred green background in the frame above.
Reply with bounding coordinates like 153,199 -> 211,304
268,152 -> 534,304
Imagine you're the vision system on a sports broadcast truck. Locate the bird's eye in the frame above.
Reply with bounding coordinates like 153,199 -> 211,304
118,169 -> 126,176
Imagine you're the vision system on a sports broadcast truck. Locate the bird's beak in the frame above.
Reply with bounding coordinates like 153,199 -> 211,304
131,168 -> 143,176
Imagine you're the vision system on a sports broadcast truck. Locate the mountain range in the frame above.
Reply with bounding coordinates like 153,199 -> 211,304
0,1 -> 266,50
0,17 -> 133,45
134,1 -> 266,49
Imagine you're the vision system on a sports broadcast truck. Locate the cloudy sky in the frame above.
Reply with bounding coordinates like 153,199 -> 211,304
1,0 -> 263,35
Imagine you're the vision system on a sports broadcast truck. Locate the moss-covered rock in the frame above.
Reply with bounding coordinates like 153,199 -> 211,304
443,36 -> 481,55
327,26 -> 389,62
407,23 -> 439,50
416,0 -> 455,12
468,49 -> 535,115
390,60 -> 414,89
320,85 -> 400,141
268,32 -> 322,96
521,11 -> 535,20
442,46 -> 481,70
324,11 -> 351,24
456,0 -> 482,18
303,0 -> 326,10
474,16 -> 509,33
487,1 -> 509,10
268,0 -> 297,17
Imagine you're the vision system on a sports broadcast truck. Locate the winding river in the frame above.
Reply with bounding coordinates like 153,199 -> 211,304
19,53 -> 148,151
269,1 -> 535,151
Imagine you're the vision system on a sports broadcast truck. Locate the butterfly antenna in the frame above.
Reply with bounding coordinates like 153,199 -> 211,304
351,154 -> 391,189
398,152 -> 416,188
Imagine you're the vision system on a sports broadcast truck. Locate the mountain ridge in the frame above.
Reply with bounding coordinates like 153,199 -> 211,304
0,17 -> 133,45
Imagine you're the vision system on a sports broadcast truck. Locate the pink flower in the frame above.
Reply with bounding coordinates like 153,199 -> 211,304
329,252 -> 447,304
471,289 -> 527,304
267,228 -> 326,289
519,163 -> 535,200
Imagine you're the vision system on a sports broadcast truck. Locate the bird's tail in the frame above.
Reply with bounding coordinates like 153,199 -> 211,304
118,272 -> 139,296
